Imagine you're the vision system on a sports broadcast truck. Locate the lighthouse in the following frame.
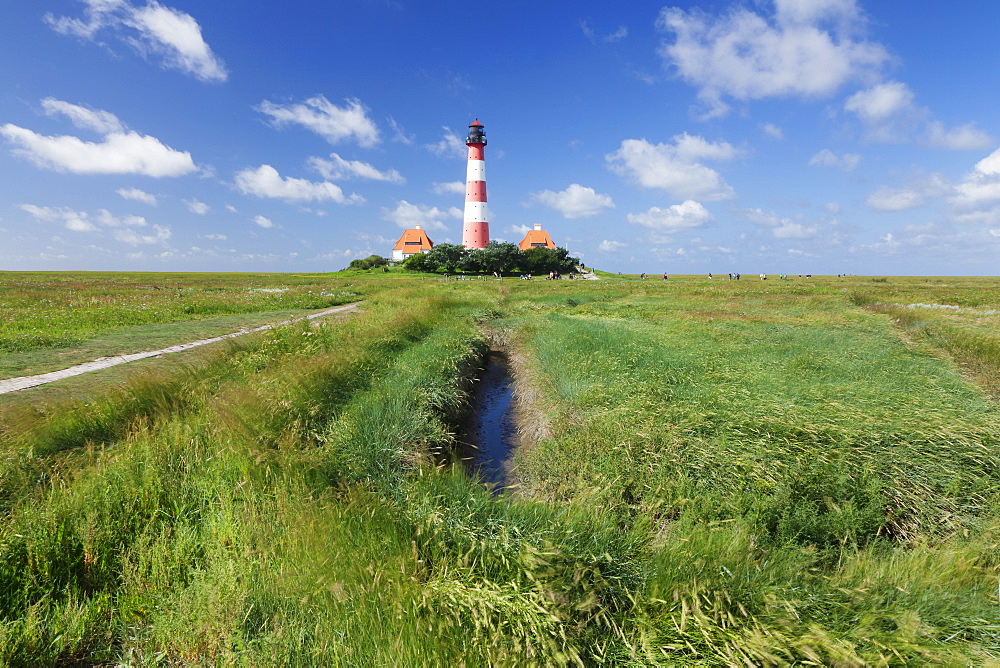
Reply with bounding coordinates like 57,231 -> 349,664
462,119 -> 489,249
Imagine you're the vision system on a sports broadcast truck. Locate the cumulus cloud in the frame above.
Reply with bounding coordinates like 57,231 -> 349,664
657,0 -> 888,117
845,82 -> 993,148
45,0 -> 227,82
431,181 -> 465,195
925,121 -> 993,151
865,174 -> 949,211
117,187 -> 157,205
425,127 -> 467,159
529,184 -> 614,219
234,165 -> 364,204
809,149 -> 861,171
761,123 -> 784,140
951,148 -> 1000,211
257,96 -> 378,147
184,198 -> 209,214
844,81 -> 913,121
253,215 -> 274,229
20,204 -> 97,232
381,200 -> 462,231
21,203 -> 172,245
95,209 -> 148,227
627,200 -> 712,236
606,134 -> 736,200
1,99 -> 196,177
599,239 -> 627,252
113,224 -> 171,245
307,153 -> 404,183
743,207 -> 819,239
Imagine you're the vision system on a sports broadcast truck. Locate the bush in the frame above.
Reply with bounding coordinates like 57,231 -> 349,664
349,255 -> 389,271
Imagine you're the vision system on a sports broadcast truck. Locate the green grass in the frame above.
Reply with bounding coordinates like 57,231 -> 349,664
0,271 -> 361,375
2,273 -> 1000,663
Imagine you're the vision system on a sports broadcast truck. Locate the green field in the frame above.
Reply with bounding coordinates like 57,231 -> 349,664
2,271 -> 1000,664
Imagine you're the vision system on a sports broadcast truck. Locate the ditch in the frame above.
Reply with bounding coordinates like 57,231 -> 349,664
459,348 -> 519,493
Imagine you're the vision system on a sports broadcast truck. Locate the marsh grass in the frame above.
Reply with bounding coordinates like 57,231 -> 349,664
2,274 -> 1000,663
0,271 -> 361,378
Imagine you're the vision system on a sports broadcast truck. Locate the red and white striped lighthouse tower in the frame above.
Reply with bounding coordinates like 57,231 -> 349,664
461,118 -> 489,249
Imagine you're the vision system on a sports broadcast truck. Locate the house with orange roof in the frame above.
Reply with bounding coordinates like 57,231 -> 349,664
391,225 -> 434,261
518,223 -> 556,250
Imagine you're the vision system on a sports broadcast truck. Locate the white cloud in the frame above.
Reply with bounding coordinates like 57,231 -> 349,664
742,207 -> 819,238
117,187 -> 157,205
253,215 -> 274,229
581,21 -> 628,44
388,117 -> 414,145
20,204 -> 96,232
952,148 -> 1000,209
96,209 -> 147,227
426,127 -> 466,159
844,81 -> 913,121
627,200 -> 712,235
41,98 -> 125,134
307,153 -> 404,183
113,224 -> 171,245
599,240 -> 627,252
865,174 -> 950,211
975,149 -> 1000,177
234,165 -> 364,204
843,81 -> 922,142
1,100 -> 196,177
607,134 -> 736,200
20,204 -> 170,245
809,149 -> 861,171
1,125 -> 195,177
772,0 -> 861,26
381,200 -> 461,231
257,96 -> 378,147
657,1 -> 888,117
45,0 -> 227,82
184,198 -> 209,214
761,123 -> 784,140
431,181 -> 465,195
925,121 -> 993,151
845,82 -> 992,148
203,233 -> 227,240
529,184 -> 614,219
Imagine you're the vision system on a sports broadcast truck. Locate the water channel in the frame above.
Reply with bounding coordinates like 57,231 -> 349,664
460,349 -> 518,493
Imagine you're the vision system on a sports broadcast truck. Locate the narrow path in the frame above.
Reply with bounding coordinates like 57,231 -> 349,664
0,303 -> 360,396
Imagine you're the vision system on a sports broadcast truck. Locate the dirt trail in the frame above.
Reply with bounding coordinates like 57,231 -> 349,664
0,303 -> 359,396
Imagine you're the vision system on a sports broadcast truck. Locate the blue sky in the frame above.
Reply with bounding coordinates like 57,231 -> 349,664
2,0 -> 1000,275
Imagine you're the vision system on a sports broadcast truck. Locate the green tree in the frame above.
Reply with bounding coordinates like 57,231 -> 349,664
401,252 -> 432,272
478,241 -> 523,275
521,247 -> 579,275
422,243 -> 468,274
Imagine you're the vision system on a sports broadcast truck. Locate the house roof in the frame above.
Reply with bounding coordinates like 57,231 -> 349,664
518,227 -> 556,250
392,227 -> 434,252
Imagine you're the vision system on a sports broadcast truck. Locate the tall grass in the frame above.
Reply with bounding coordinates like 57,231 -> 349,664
2,275 -> 1000,663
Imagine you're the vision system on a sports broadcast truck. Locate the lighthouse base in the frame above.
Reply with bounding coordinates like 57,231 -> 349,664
462,222 -> 490,249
